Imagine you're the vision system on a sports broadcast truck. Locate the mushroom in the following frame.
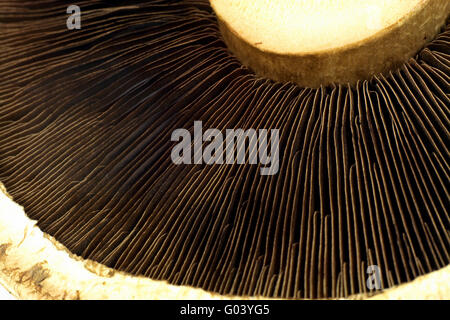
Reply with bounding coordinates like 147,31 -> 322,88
0,0 -> 449,299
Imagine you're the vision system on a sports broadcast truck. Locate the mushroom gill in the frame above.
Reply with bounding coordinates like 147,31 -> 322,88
0,0 -> 449,299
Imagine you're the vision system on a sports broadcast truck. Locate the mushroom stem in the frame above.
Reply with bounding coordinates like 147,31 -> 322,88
211,0 -> 450,87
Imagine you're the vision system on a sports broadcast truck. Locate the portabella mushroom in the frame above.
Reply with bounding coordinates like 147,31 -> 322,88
0,0 -> 449,299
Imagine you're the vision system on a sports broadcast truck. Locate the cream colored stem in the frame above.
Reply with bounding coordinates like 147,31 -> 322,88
211,0 -> 450,87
